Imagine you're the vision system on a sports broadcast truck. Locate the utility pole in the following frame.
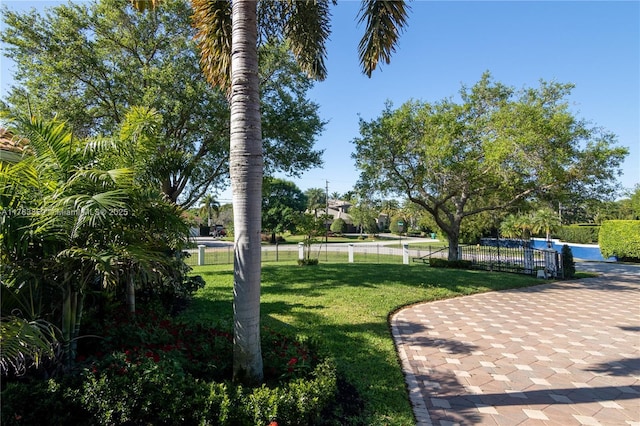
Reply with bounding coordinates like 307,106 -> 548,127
325,180 -> 329,259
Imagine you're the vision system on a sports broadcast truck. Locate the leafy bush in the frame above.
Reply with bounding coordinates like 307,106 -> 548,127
388,215 -> 406,235
599,220 -> 640,261
561,245 -> 576,279
298,258 -> 319,266
1,378 -> 88,425
77,353 -> 210,425
429,258 -> 473,269
210,360 -> 337,426
330,218 -> 346,235
556,225 -> 600,244
2,305 -> 338,426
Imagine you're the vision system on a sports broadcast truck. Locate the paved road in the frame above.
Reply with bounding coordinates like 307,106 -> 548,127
392,262 -> 640,425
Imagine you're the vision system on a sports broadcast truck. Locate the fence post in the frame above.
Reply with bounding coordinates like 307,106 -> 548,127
348,243 -> 354,263
543,248 -> 558,278
298,242 -> 304,261
523,247 -> 534,274
198,245 -> 206,266
403,243 -> 409,265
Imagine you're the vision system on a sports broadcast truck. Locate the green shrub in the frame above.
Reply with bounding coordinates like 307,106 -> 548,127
561,245 -> 576,279
298,258 -> 319,266
203,360 -> 337,426
429,258 -> 473,269
1,378 -> 88,425
238,360 -> 337,426
556,225 -> 600,244
599,220 -> 640,261
388,215 -> 406,235
72,356 -> 337,426
78,353 -> 209,425
1,291 -> 339,426
330,218 -> 346,235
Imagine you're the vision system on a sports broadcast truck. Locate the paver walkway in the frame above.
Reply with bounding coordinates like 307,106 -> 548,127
392,263 -> 640,425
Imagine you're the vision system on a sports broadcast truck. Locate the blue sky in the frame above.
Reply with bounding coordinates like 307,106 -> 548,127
1,1 -> 638,204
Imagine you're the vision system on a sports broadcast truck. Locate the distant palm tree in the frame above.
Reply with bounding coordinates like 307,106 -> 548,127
499,214 -> 522,239
305,187 -> 326,217
133,0 -> 410,385
531,207 -> 561,246
199,193 -> 220,227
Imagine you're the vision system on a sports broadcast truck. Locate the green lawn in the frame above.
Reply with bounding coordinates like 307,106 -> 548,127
182,262 -> 541,425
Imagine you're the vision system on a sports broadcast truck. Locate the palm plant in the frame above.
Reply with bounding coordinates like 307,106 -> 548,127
499,214 -> 522,239
305,187 -> 326,218
134,0 -> 410,385
1,113 -> 190,370
199,193 -> 220,227
531,207 -> 561,246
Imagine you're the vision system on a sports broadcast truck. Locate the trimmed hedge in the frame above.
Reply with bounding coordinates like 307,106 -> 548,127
599,220 -> 640,261
556,225 -> 600,244
429,258 -> 473,269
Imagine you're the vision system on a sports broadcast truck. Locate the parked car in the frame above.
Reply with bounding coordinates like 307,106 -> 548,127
211,225 -> 226,238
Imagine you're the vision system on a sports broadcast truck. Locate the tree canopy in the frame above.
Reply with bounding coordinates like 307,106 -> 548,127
1,0 -> 325,207
262,178 -> 307,243
353,73 -> 629,260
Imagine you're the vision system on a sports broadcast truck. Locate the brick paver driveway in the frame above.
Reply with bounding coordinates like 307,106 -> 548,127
392,263 -> 640,425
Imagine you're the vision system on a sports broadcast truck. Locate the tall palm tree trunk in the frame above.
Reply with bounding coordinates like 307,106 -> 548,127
230,0 -> 263,385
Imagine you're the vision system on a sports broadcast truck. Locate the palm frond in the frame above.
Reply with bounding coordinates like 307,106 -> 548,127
192,0 -> 233,92
66,167 -> 135,189
284,0 -> 332,81
0,316 -> 59,376
129,0 -> 161,12
23,116 -> 77,175
0,160 -> 39,201
357,0 -> 410,77
82,135 -> 120,159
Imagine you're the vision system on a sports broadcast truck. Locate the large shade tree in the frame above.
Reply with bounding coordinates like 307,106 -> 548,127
184,0 -> 410,384
262,178 -> 307,244
1,0 -> 324,207
353,73 -> 628,261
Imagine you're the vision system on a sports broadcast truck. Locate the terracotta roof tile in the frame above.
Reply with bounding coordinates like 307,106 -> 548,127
0,128 -> 26,154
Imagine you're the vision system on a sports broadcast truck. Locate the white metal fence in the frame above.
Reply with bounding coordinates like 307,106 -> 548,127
186,242 -> 562,277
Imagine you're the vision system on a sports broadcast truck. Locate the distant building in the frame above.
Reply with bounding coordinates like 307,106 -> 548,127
316,199 -> 357,233
0,128 -> 26,164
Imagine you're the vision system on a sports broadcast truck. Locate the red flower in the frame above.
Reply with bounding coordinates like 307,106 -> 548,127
269,422 -> 278,426
287,357 -> 298,366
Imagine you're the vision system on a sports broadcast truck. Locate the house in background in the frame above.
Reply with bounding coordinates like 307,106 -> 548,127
316,200 -> 395,234
316,199 -> 357,233
0,128 -> 25,164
